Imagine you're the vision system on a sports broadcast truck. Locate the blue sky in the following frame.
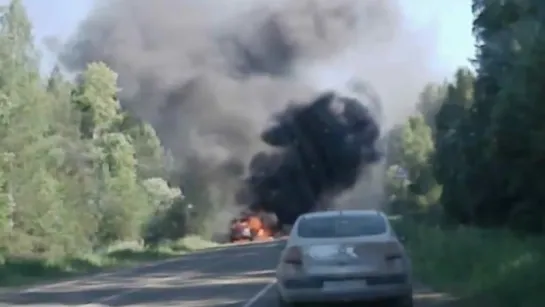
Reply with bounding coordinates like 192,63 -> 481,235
2,0 -> 476,77
399,0 -> 476,74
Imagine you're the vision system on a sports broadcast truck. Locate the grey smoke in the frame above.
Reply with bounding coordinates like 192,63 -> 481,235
61,0 -> 440,228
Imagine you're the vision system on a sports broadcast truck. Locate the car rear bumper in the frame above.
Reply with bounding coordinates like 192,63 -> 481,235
277,277 -> 412,303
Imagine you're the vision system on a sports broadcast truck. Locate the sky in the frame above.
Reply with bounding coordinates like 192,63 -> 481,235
1,0 -> 476,77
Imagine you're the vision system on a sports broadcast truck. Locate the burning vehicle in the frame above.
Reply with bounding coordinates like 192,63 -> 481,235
229,210 -> 278,242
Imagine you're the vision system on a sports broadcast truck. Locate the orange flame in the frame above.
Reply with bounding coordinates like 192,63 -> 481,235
229,211 -> 275,243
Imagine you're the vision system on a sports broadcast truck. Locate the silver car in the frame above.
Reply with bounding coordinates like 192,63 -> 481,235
275,209 -> 413,306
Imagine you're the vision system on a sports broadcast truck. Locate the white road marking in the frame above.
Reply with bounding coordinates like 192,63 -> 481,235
19,256 -> 184,294
89,242 -> 281,304
92,256 -> 244,304
93,288 -> 141,304
16,241 -> 281,295
18,248 -> 219,294
242,281 -> 276,307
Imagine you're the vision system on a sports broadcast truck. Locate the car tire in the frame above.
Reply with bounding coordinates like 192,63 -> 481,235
392,294 -> 414,307
276,290 -> 305,307
276,293 -> 293,306
277,297 -> 307,307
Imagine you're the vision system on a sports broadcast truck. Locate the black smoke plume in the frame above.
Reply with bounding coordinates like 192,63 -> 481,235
238,91 -> 381,225
60,0 -> 440,235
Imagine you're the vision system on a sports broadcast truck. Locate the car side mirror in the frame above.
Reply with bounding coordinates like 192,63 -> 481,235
398,235 -> 407,243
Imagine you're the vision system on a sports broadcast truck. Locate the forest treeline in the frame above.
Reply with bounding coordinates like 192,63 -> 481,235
0,0 -> 190,261
387,0 -> 545,235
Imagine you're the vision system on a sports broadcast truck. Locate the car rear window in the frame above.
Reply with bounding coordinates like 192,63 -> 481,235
297,214 -> 387,238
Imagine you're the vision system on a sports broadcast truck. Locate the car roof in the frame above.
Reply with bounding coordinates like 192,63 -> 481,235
297,209 -> 386,220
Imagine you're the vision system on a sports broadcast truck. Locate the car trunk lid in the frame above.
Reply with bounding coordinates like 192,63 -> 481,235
300,237 -> 405,275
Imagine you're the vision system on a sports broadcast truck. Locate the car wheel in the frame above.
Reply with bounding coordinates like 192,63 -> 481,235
276,291 -> 306,307
392,294 -> 414,307
277,293 -> 293,306
277,297 -> 307,307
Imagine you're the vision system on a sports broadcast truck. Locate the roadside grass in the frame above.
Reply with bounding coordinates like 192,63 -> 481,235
392,216 -> 545,307
0,235 -> 218,288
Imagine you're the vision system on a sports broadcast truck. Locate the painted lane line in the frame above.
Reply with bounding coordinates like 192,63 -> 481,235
242,281 -> 276,307
91,243 -> 280,305
18,242 -> 278,294
93,256 -> 249,304
19,247 -> 221,294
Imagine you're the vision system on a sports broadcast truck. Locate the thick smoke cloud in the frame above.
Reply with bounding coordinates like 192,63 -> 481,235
239,91 -> 381,224
61,0 -> 439,230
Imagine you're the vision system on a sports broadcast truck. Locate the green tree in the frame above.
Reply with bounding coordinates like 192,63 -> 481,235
416,82 -> 448,131
387,114 -> 439,213
0,0 -> 183,259
118,114 -> 166,179
433,67 -> 476,224
472,0 -> 545,231
72,62 -> 121,139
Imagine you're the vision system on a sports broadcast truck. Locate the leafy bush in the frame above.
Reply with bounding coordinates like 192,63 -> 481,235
393,217 -> 545,307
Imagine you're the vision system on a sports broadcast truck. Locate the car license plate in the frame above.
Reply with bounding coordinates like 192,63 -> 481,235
322,280 -> 367,290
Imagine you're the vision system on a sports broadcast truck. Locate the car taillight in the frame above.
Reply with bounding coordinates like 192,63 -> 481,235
283,246 -> 303,265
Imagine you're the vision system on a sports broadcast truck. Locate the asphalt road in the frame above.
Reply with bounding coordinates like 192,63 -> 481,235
0,240 -> 454,307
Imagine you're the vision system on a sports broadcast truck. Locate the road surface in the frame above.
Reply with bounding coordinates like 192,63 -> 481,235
0,240 -> 454,306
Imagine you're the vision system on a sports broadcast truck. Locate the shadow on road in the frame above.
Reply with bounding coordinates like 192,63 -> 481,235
0,282 -> 459,307
0,243 -> 279,306
0,241 -> 456,307
1,269 -> 271,306
1,283 -> 266,306
0,276 -> 457,307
